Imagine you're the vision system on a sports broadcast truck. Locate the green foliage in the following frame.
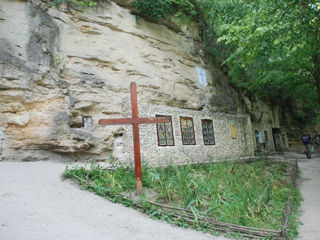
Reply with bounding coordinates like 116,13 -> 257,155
132,0 -> 198,24
50,0 -> 197,24
54,54 -> 64,65
132,0 -> 174,19
64,160 -> 301,235
201,0 -> 320,116
49,0 -> 97,10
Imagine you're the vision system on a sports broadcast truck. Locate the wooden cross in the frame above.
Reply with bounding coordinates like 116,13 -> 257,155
98,82 -> 170,195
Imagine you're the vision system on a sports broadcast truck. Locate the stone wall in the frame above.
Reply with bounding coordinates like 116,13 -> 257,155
109,99 -> 254,166
0,0 -> 254,163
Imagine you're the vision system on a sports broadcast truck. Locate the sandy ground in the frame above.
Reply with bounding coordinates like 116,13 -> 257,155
0,161 -> 226,240
295,152 -> 320,240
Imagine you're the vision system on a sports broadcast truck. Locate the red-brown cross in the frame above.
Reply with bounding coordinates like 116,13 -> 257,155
98,82 -> 170,195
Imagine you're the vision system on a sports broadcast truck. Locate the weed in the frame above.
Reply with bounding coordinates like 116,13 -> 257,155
55,54 -> 64,65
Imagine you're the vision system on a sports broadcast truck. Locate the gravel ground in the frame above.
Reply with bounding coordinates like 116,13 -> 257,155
0,161 -> 226,240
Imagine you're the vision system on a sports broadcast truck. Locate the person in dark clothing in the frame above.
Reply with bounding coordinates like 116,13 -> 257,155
302,131 -> 312,159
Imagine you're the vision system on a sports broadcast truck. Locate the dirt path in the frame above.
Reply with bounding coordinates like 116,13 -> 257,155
295,152 -> 320,239
0,161 -> 226,240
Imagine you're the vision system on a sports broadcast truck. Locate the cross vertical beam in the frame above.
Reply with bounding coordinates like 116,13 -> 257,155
130,82 -> 143,194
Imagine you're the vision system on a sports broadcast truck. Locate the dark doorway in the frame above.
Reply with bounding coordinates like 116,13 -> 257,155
272,128 -> 282,152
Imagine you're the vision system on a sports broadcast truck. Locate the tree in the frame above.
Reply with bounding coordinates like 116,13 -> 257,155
203,0 -> 320,112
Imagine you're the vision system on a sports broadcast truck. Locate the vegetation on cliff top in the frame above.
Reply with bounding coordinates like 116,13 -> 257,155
50,0 -> 98,8
132,0 -> 198,24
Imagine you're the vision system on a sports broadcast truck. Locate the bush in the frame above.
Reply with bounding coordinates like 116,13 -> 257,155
132,0 -> 198,24
49,0 -> 97,10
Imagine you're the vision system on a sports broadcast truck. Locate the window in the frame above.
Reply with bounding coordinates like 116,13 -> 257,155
180,117 -> 196,145
156,115 -> 174,146
201,120 -> 215,145
231,124 -> 237,139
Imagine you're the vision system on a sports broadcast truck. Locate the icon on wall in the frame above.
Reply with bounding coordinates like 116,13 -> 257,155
196,66 -> 207,86
82,116 -> 93,127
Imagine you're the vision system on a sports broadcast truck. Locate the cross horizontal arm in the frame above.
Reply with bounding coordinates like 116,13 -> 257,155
98,117 -> 170,126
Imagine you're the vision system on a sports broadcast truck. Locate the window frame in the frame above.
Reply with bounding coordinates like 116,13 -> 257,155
180,116 -> 196,145
201,119 -> 215,145
156,115 -> 175,147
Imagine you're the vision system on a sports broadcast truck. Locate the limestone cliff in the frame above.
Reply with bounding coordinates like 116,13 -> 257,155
0,0 -> 259,162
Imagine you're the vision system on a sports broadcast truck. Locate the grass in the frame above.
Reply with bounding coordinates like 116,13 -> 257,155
63,159 -> 301,238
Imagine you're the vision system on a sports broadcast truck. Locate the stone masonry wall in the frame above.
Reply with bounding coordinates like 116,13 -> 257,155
108,98 -> 254,166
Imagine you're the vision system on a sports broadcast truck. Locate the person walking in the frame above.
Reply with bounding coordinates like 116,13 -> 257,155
302,131 -> 312,159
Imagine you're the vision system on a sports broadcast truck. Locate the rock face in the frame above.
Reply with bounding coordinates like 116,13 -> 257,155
0,0 -> 254,163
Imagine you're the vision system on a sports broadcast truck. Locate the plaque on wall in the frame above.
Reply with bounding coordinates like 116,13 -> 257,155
231,124 -> 237,139
196,66 -> 207,86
